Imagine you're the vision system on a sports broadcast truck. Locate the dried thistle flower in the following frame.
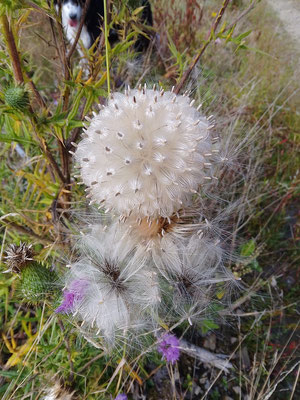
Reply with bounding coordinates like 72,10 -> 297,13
156,234 -> 238,325
59,223 -> 160,342
75,85 -> 216,218
4,242 -> 34,273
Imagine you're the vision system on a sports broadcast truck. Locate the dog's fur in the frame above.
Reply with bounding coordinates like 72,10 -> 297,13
55,0 -> 153,57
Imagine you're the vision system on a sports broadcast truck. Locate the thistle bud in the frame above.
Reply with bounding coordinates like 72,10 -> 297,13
4,243 -> 57,302
20,262 -> 57,302
4,85 -> 29,111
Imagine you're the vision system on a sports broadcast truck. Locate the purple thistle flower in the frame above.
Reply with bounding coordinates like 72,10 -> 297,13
157,333 -> 180,364
115,394 -> 127,400
55,279 -> 88,314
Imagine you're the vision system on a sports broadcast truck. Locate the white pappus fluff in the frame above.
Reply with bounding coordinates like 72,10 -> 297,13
43,382 -> 74,400
154,234 -> 237,325
64,223 -> 160,342
75,85 -> 216,218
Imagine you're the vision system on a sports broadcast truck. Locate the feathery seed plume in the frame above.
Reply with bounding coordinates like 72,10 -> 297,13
60,223 -> 160,342
75,86 -> 215,218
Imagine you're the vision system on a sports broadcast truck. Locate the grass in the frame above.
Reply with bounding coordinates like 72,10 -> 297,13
0,0 -> 299,399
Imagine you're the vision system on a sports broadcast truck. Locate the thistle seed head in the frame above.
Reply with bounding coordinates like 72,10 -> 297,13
58,223 -> 160,342
75,87 -> 215,219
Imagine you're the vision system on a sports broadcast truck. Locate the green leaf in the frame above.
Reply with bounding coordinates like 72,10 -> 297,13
0,370 -> 19,378
201,319 -> 219,335
0,132 -> 35,145
235,30 -> 252,41
240,239 -> 256,257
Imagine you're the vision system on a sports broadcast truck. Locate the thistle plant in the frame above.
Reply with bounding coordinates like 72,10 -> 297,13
5,243 -> 58,303
1,0 -> 292,397
55,83 -> 239,345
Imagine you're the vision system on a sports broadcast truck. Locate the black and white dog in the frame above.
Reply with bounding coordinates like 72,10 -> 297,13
55,0 -> 153,57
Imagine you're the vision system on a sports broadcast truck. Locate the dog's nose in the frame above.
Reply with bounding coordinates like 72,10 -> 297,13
69,13 -> 77,20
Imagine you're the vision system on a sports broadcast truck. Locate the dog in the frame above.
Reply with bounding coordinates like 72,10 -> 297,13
55,0 -> 153,57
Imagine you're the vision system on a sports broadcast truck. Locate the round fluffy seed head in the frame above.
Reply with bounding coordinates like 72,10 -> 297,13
4,85 -> 29,111
154,234 -> 237,325
20,263 -> 58,302
5,242 -> 34,273
59,223 -> 160,342
75,87 -> 214,218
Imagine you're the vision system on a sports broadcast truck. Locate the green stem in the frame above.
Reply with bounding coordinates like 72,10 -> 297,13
103,0 -> 111,95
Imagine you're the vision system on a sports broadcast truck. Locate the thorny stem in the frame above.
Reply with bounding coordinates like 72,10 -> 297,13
174,0 -> 231,94
1,12 -> 50,111
0,15 -> 24,84
30,119 -> 66,184
48,10 -> 65,71
50,1 -> 82,193
1,13 -> 66,186
51,0 -> 71,111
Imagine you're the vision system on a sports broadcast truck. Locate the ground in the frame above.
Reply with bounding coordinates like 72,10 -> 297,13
267,0 -> 300,47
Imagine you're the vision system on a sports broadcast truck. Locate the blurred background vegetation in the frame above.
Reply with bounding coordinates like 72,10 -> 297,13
0,0 -> 299,398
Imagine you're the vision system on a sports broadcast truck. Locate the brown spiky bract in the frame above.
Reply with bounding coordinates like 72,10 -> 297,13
5,242 -> 34,273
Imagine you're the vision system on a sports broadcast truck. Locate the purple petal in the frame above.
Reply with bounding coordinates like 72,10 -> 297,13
55,291 -> 75,313
115,394 -> 127,400
55,279 -> 89,314
157,333 -> 180,364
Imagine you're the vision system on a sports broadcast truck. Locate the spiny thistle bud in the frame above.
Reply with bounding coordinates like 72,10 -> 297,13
20,263 -> 57,302
4,243 -> 57,302
75,85 -> 216,219
4,85 -> 29,111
